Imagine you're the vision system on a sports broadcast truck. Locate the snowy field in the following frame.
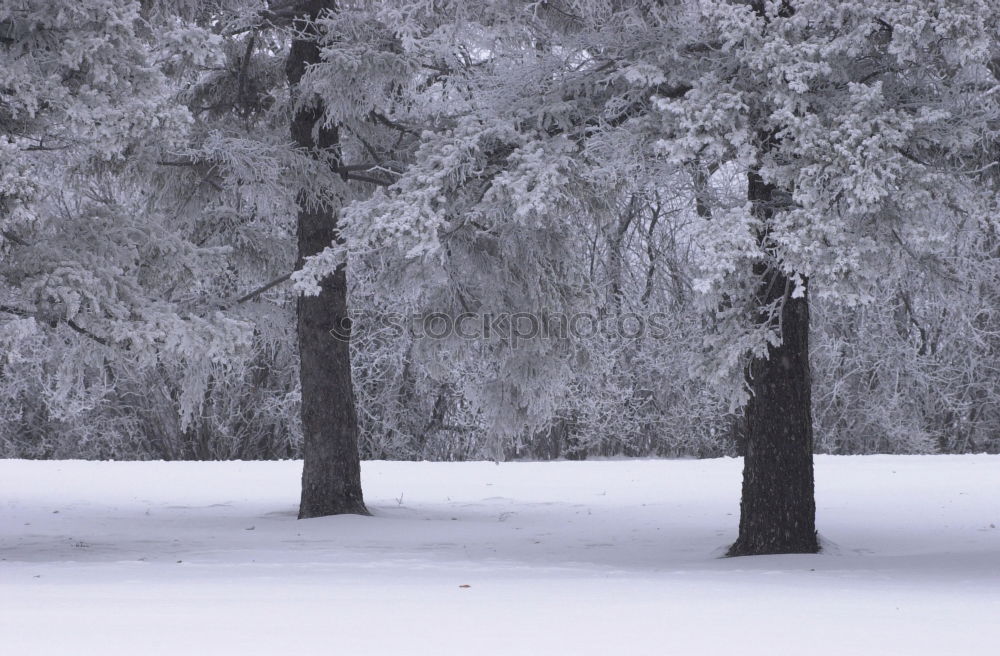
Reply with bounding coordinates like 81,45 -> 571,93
2,456 -> 999,656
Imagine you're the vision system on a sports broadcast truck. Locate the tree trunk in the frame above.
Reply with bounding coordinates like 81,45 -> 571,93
728,170 -> 818,556
286,1 -> 368,518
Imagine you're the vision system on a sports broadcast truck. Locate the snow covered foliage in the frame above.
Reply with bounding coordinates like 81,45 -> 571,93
645,0 -> 1000,401
0,1 -> 269,456
2,0 -> 1000,459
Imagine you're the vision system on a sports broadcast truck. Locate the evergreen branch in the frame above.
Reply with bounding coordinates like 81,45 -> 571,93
64,319 -> 111,346
368,111 -> 421,136
0,304 -> 111,347
156,159 -> 201,167
1,230 -> 28,246
231,272 -> 293,306
343,172 -> 392,186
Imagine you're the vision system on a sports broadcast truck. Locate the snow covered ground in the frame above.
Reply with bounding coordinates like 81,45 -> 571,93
1,456 -> 998,655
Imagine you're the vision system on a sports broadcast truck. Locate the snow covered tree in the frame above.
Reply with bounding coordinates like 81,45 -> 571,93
650,0 -> 1000,554
0,0 -> 262,457
213,0 -> 433,515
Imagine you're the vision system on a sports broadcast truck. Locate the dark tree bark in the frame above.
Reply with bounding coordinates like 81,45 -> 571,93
728,169 -> 818,556
286,0 -> 368,518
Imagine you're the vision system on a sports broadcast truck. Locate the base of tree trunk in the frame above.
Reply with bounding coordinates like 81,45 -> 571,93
298,479 -> 370,519
727,531 -> 819,557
